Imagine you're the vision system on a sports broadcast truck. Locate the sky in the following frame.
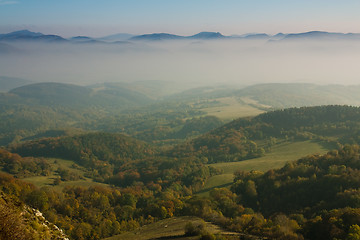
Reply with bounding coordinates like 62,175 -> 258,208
1,0 -> 360,37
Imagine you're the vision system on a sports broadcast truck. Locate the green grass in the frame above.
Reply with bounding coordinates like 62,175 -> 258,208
22,158 -> 108,191
198,140 -> 331,196
201,97 -> 265,121
104,216 -> 240,240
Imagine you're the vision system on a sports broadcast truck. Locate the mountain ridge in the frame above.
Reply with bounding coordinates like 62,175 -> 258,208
3,29 -> 360,43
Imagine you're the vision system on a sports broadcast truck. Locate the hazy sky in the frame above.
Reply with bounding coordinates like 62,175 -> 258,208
1,0 -> 360,37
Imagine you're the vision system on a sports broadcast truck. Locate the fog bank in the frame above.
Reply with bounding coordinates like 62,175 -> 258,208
1,39 -> 360,87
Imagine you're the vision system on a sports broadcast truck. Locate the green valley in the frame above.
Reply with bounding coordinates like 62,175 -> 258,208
2,81 -> 360,239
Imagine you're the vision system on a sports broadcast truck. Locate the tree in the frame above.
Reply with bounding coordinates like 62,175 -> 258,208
26,190 -> 49,211
347,225 -> 360,240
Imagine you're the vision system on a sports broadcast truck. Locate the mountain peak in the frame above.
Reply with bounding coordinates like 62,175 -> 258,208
190,32 -> 225,39
0,29 -> 67,42
4,29 -> 44,37
130,33 -> 184,41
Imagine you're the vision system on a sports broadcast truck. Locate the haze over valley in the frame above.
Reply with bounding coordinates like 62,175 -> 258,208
2,30 -> 360,86
2,1 -> 360,239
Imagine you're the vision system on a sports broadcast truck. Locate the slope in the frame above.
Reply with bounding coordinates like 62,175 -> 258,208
169,105 -> 360,163
236,83 -> 360,108
0,82 -> 154,145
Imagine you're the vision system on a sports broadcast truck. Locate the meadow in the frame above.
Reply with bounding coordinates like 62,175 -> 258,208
197,140 -> 331,196
104,216 -> 241,240
201,96 -> 265,121
22,158 -> 108,191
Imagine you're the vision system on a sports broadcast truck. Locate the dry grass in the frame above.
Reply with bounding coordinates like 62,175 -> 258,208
104,216 -> 239,240
201,97 -> 264,121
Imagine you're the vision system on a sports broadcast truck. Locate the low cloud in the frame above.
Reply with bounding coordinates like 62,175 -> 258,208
1,39 -> 360,87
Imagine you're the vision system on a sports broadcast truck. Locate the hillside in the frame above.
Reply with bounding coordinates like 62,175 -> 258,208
0,82 -> 155,145
236,83 -> 360,108
9,132 -> 156,167
105,216 -> 243,240
0,174 -> 68,239
169,105 -> 360,163
1,105 -> 360,239
8,132 -> 213,190
231,144 -> 360,215
4,82 -> 360,146
183,145 -> 360,240
229,144 -> 360,239
9,82 -> 153,108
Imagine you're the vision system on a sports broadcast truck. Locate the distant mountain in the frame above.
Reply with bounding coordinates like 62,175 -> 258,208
69,36 -> 109,44
282,31 -> 360,41
2,30 -> 43,38
33,35 -> 67,42
130,31 -> 360,41
270,33 -> 286,40
189,32 -> 225,39
0,30 -> 67,42
131,32 -> 226,41
0,76 -> 33,92
130,33 -> 185,41
243,33 -> 270,40
3,30 -> 360,43
98,33 -> 134,41
70,36 -> 94,41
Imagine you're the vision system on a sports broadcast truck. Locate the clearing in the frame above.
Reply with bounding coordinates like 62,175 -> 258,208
198,140 -> 331,196
104,216 -> 241,240
22,158 -> 108,191
201,97 -> 265,121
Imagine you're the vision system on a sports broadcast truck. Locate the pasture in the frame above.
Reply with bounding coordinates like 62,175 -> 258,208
198,140 -> 331,196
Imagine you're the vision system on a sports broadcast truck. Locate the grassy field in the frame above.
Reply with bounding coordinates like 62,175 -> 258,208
201,97 -> 265,121
197,140 -> 331,196
104,216 -> 240,240
22,158 -> 108,191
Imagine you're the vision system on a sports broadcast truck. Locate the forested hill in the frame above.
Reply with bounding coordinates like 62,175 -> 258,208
250,105 -> 360,128
0,174 -> 68,240
8,132 -> 214,190
169,105 -> 360,163
8,82 -> 153,108
0,82 -> 155,145
232,144 -> 360,215
228,144 -> 360,240
9,132 -> 156,167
